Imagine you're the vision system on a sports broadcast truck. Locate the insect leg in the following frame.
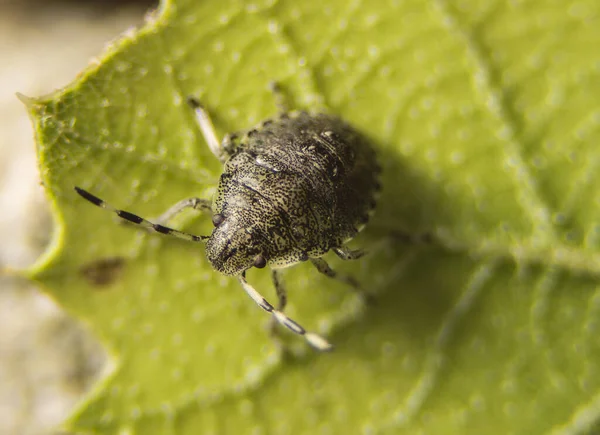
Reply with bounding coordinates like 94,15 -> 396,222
74,187 -> 209,243
154,197 -> 212,225
333,246 -> 366,261
186,97 -> 227,163
391,229 -> 433,244
271,269 -> 288,311
268,269 -> 288,340
310,257 -> 374,303
268,81 -> 290,114
238,273 -> 332,351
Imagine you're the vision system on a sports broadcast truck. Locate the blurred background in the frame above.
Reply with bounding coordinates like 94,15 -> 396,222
0,1 -> 156,433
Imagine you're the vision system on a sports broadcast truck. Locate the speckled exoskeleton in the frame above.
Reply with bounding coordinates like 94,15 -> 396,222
75,85 -> 380,351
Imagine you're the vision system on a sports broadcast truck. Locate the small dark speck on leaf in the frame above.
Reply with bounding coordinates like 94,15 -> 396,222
80,257 -> 125,287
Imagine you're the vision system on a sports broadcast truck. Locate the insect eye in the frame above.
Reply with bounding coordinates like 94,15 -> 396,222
253,254 -> 267,269
212,213 -> 225,227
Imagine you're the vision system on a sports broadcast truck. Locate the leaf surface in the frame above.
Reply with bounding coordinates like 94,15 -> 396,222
26,0 -> 600,433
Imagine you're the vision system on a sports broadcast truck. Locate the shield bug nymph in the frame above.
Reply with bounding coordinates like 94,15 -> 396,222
75,85 -> 381,351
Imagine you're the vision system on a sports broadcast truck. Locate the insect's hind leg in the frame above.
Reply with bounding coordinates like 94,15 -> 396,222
187,97 -> 227,163
310,257 -> 374,303
391,229 -> 434,245
268,81 -> 291,114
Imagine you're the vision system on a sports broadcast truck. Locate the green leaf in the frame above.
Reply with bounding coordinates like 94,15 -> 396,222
24,0 -> 600,433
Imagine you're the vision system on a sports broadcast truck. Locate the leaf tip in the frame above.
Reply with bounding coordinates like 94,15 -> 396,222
16,92 -> 46,117
16,91 -> 35,106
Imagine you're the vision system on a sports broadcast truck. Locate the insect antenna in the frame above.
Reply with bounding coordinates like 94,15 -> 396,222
74,187 -> 209,242
238,273 -> 333,351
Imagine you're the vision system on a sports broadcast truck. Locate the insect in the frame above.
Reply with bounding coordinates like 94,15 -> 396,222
75,86 -> 380,351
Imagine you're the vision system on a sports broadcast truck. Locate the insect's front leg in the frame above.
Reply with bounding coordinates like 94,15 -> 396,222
154,197 -> 212,226
268,269 -> 288,347
333,246 -> 365,261
310,257 -> 374,303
